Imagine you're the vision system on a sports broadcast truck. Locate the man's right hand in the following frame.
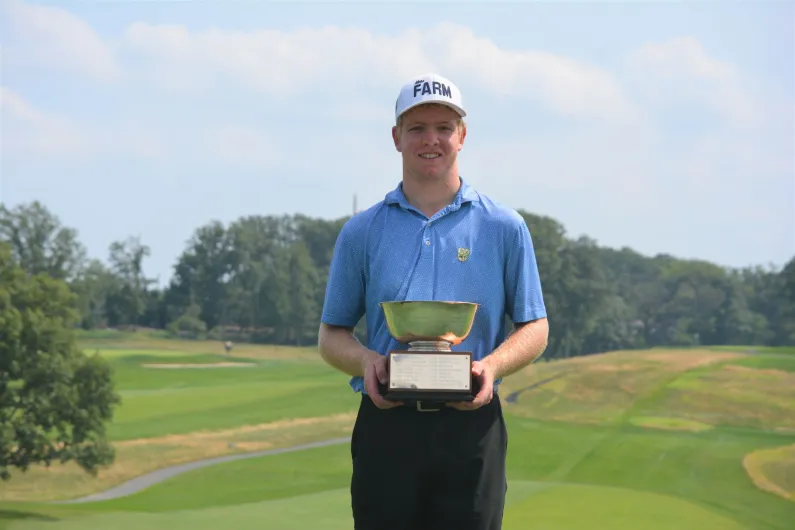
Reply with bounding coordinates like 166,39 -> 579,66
361,353 -> 403,409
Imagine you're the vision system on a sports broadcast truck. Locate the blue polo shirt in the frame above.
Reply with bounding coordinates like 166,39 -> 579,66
321,178 -> 547,394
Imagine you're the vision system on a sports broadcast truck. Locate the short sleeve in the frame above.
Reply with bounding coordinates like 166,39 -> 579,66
321,219 -> 367,327
504,216 -> 547,323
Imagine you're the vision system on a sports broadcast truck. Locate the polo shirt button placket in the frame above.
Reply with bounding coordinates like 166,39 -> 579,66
412,222 -> 434,299
424,219 -> 433,247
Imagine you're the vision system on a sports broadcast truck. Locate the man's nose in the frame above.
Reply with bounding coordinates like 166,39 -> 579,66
421,129 -> 439,144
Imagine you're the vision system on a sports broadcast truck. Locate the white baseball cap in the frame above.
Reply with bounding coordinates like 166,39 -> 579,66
394,73 -> 466,122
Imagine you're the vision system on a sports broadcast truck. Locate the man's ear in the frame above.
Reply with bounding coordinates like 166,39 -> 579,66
392,125 -> 401,152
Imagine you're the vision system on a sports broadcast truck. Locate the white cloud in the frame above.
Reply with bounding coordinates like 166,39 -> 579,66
424,24 -> 639,122
628,36 -> 735,82
1,0 -> 122,83
0,86 -> 166,161
1,86 -> 94,158
621,35 -> 793,197
120,21 -> 637,123
626,36 -> 763,127
6,0 -> 637,126
2,6 -> 789,223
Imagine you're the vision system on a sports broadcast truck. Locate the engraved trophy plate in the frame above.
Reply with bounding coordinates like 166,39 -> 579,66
389,352 -> 471,391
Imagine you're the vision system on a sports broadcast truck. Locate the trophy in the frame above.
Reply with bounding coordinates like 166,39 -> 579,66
379,300 -> 480,402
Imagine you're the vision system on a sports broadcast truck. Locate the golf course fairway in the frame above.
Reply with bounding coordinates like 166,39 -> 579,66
0,335 -> 793,530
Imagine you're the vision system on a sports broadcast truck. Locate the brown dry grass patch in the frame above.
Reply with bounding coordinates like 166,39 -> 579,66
657,390 -> 795,431
642,350 -> 742,370
645,360 -> 795,430
503,349 -> 751,427
118,412 -> 355,448
0,412 -> 356,502
629,416 -> 714,432
723,365 -> 791,378
743,443 -> 795,502
586,363 -> 643,373
80,334 -> 320,361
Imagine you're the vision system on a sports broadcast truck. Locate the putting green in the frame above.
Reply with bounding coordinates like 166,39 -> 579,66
7,481 -> 745,530
502,481 -> 747,530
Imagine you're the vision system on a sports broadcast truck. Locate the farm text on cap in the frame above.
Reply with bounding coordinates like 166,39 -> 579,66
395,73 -> 467,122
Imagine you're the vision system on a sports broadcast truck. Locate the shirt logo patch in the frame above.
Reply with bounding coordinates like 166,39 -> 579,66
457,248 -> 470,262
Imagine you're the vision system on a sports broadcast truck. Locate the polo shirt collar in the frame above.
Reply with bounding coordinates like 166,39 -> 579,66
384,177 -> 480,211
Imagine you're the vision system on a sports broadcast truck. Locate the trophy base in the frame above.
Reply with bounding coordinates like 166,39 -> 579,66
382,346 -> 476,403
383,390 -> 475,402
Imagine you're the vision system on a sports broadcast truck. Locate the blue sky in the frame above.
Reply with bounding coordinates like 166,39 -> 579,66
2,0 -> 793,286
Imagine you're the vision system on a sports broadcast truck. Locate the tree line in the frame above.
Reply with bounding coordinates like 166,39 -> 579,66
2,201 -> 793,358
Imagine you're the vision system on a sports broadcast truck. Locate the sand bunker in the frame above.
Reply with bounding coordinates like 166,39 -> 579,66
141,362 -> 257,369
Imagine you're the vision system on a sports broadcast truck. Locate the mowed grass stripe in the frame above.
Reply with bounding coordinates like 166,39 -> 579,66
708,346 -> 795,356
109,382 -> 358,441
110,357 -> 322,391
5,481 -> 748,530
726,355 -> 795,373
114,381 -> 319,422
99,350 -> 234,361
4,489 -> 356,530
99,350 -> 357,441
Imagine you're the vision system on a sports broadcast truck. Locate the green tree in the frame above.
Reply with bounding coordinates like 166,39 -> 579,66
70,259 -> 121,329
0,201 -> 86,281
284,241 -> 320,345
12,199 -> 792,355
775,257 -> 795,344
108,236 -> 154,329
0,243 -> 120,481
167,221 -> 234,331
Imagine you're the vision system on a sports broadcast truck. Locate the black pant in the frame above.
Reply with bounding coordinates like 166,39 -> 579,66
350,394 -> 508,530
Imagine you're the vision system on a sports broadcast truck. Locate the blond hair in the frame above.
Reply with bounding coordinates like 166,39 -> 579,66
395,103 -> 466,137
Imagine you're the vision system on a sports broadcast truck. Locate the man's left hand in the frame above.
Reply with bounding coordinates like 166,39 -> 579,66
446,360 -> 495,411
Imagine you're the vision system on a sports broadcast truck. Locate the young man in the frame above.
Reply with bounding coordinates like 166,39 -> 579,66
318,72 -> 549,530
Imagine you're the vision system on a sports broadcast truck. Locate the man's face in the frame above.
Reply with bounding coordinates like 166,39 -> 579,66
392,104 -> 466,180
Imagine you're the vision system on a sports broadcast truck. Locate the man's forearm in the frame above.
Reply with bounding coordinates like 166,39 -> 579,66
483,317 -> 549,380
318,323 -> 379,377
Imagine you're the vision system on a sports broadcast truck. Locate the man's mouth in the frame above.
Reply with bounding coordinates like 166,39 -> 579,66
419,153 -> 441,159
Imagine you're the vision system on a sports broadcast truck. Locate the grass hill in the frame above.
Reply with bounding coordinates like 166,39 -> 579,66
0,332 -> 792,529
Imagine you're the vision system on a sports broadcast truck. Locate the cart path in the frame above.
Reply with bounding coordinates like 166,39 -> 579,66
54,370 -> 572,505
51,437 -> 351,504
504,370 -> 573,403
